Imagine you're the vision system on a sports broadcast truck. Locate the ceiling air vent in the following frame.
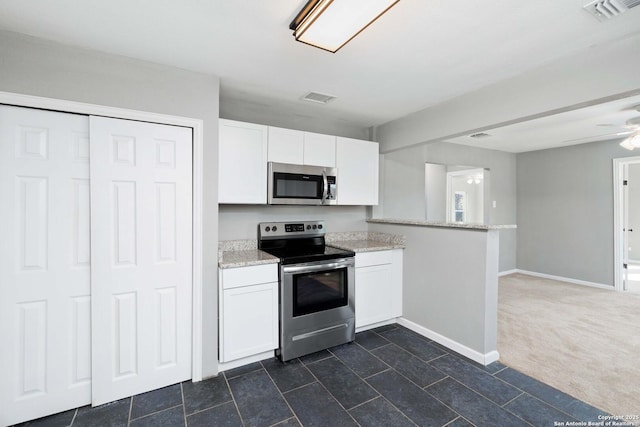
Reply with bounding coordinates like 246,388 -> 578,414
301,91 -> 337,104
583,0 -> 640,21
468,132 -> 491,139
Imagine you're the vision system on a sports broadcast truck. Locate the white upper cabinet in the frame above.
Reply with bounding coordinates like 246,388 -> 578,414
336,137 -> 379,205
303,132 -> 336,167
268,127 -> 336,168
219,119 -> 378,206
219,119 -> 268,204
267,127 -> 304,164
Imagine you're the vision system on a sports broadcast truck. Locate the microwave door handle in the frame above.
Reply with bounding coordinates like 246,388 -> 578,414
321,170 -> 328,204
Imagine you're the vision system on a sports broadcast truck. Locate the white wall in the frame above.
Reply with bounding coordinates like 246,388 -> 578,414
219,205 -> 368,241
0,31 -> 221,377
517,139 -> 640,286
425,163 -> 447,221
378,141 -> 517,272
220,95 -> 370,141
368,222 -> 499,359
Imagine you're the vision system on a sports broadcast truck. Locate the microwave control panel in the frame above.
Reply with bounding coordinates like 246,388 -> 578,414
327,176 -> 337,200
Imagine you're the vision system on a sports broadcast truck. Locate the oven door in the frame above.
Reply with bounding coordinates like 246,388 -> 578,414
279,257 -> 355,361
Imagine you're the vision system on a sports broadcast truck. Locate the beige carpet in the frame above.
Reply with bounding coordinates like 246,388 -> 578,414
498,273 -> 640,416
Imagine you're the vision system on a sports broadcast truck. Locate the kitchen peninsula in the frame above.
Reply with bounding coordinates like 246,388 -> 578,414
368,218 -> 516,365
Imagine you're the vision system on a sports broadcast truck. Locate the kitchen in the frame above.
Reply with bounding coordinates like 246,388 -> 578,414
1,0 -> 640,425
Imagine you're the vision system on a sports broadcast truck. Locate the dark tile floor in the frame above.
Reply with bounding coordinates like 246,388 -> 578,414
18,325 -> 608,427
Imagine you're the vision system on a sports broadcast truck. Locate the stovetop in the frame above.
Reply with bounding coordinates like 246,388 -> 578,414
260,244 -> 354,265
258,220 -> 355,265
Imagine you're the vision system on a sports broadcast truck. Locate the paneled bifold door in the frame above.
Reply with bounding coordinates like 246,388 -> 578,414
89,116 -> 192,405
0,106 -> 193,426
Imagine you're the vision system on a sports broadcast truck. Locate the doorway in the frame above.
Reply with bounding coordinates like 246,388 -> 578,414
445,167 -> 487,224
613,156 -> 640,292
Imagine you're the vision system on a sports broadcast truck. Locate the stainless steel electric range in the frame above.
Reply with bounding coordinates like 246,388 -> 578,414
258,220 -> 355,361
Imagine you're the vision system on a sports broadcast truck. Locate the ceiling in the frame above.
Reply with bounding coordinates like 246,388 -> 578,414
444,94 -> 640,153
0,0 -> 640,152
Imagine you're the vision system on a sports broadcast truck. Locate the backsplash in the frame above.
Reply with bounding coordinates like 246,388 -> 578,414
218,205 -> 368,240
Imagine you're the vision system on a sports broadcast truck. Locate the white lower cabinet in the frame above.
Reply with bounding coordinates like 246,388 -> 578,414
219,264 -> 279,363
355,249 -> 403,330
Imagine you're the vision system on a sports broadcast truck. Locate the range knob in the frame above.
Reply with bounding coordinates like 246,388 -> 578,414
312,224 -> 317,229
318,224 -> 323,229
306,225 -> 311,230
265,226 -> 270,232
272,226 -> 277,232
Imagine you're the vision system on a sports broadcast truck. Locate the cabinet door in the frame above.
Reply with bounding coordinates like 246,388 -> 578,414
219,119 -> 268,204
221,282 -> 278,362
336,137 -> 379,205
355,264 -> 393,328
304,132 -> 336,167
268,127 -> 304,164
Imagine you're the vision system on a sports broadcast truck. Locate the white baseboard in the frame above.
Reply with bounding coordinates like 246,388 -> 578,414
513,269 -> 613,290
397,318 -> 499,366
498,269 -> 518,277
356,318 -> 397,333
218,350 -> 274,372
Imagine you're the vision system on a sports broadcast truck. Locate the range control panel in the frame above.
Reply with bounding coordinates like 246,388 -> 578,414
258,220 -> 325,239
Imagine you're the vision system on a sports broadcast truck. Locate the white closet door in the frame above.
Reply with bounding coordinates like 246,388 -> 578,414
0,106 -> 91,426
89,117 -> 192,405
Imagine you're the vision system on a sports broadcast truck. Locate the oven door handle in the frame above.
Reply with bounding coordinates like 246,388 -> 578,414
282,259 -> 354,274
321,170 -> 328,205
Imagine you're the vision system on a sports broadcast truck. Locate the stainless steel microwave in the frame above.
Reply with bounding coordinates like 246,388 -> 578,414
268,162 -> 337,205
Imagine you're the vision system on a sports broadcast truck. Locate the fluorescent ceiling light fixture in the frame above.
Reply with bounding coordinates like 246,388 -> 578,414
620,133 -> 640,150
290,0 -> 400,53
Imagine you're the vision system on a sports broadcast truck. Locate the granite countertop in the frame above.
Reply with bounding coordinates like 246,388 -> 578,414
218,240 -> 278,269
326,231 -> 406,253
367,218 -> 517,231
219,231 -> 407,267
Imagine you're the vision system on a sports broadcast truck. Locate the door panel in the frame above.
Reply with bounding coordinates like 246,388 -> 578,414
627,163 -> 640,262
89,116 -> 192,406
624,163 -> 640,293
0,106 -> 91,426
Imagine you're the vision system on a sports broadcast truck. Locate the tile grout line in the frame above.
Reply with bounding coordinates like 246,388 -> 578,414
288,356 -> 364,427
424,375 -> 536,427
127,395 -> 134,427
260,361 -> 304,427
357,347 -> 446,427
352,333 -> 449,426
180,382 -> 187,427
68,408 -> 78,426
186,399 -> 235,418
267,416 -> 299,427
500,391 -> 525,408
128,404 -> 184,423
493,368 -> 591,422
223,370 -> 249,427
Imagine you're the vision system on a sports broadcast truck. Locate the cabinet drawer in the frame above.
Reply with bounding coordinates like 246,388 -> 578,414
355,250 -> 392,268
221,264 -> 279,289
